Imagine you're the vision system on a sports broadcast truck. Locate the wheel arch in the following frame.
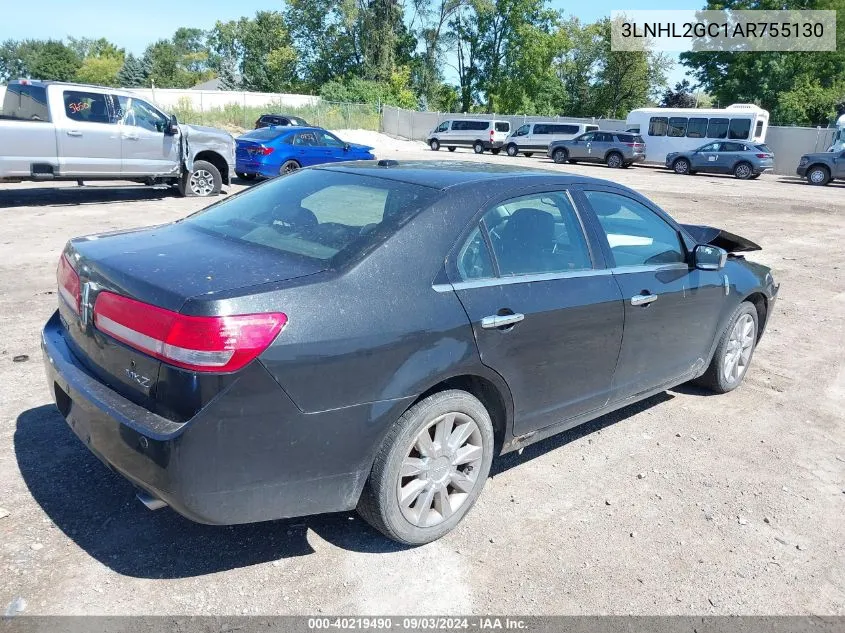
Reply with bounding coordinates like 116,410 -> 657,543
193,150 -> 229,184
743,291 -> 769,340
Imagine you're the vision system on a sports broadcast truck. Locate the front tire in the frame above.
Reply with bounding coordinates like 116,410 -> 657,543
695,301 -> 759,394
179,160 -> 222,197
491,148 -> 501,155
357,389 -> 494,545
552,148 -> 568,164
447,146 -> 456,152
506,144 -> 519,157
672,158 -> 691,175
473,141 -> 484,154
524,152 -> 533,158
806,165 -> 830,186
430,139 -> 440,151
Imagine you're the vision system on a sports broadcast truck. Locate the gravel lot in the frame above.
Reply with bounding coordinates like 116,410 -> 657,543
0,131 -> 843,616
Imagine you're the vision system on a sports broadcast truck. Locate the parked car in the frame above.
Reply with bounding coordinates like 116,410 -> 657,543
796,149 -> 845,185
549,131 -> 646,168
0,80 -> 235,196
42,161 -> 778,545
505,122 -> 598,157
254,113 -> 310,129
235,126 -> 374,179
427,119 -> 511,154
666,141 -> 774,179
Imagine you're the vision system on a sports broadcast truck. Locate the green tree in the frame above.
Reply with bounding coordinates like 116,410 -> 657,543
75,54 -> 124,86
218,56 -> 241,90
681,0 -> 845,125
28,40 -> 80,81
660,79 -> 698,108
0,39 -> 41,81
117,53 -> 148,87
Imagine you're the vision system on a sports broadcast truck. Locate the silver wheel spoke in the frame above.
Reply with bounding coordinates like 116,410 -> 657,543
453,444 -> 482,466
399,478 -> 428,507
401,457 -> 427,477
433,413 -> 455,451
434,488 -> 453,520
415,429 -> 435,457
447,421 -> 475,452
413,485 -> 435,524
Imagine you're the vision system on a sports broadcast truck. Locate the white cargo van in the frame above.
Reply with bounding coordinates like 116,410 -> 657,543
504,122 -> 599,157
426,119 -> 511,154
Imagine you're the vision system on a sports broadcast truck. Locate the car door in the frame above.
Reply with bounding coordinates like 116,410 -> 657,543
569,132 -> 594,159
834,150 -> 845,178
317,130 -> 348,162
718,142 -> 745,173
581,188 -> 727,400
55,89 -> 121,176
590,132 -> 614,162
447,188 -> 624,435
691,142 -> 722,172
114,96 -> 179,177
291,131 -> 325,166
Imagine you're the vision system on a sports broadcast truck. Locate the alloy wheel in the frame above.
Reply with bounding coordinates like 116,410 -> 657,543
735,163 -> 752,179
723,313 -> 755,383
397,412 -> 484,528
189,169 -> 215,196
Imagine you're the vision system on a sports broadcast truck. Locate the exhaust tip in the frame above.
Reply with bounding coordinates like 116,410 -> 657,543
136,491 -> 167,511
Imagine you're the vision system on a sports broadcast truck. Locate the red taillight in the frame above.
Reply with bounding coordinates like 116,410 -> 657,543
490,129 -> 494,142
93,291 -> 287,373
756,153 -> 770,159
57,254 -> 81,314
259,146 -> 274,155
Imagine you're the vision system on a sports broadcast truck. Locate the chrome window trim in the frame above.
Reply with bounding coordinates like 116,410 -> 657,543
432,263 -> 690,293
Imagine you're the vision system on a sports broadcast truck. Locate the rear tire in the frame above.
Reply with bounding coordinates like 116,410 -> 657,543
357,389 -> 494,545
672,158 -> 691,175
447,146 -> 456,152
734,161 -> 753,180
552,148 -> 568,164
178,160 -> 222,197
280,160 -> 300,176
695,301 -> 759,394
806,165 -> 830,186
491,148 -> 501,155
430,139 -> 440,151
606,152 -> 623,168
473,141 -> 484,154
524,152 -> 533,158
506,144 -> 519,157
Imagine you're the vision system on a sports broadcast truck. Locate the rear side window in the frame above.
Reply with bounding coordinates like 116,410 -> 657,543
240,127 -> 288,142
469,120 -> 490,131
755,144 -> 772,153
187,170 -> 439,265
1,84 -> 50,122
495,122 -> 510,132
585,125 -> 599,132
480,191 -> 592,276
648,117 -> 668,136
595,132 -> 614,142
721,142 -> 746,152
63,91 -> 111,124
616,133 -> 633,143
633,135 -> 645,144
534,124 -> 548,135
551,124 -> 579,134
754,120 -> 764,138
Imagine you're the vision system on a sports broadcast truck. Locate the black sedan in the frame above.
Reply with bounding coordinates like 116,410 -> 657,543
42,161 -> 778,545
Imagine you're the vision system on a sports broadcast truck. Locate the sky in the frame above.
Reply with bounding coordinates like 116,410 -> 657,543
0,0 -> 699,87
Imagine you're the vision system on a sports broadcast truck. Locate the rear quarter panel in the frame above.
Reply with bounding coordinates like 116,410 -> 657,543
0,120 -> 59,178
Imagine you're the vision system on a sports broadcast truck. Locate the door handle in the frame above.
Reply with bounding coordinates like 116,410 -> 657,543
481,313 -> 525,329
630,293 -> 658,306
122,134 -> 139,141
66,130 -> 82,137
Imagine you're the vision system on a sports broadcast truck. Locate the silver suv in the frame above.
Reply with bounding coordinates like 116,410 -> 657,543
549,131 -> 646,168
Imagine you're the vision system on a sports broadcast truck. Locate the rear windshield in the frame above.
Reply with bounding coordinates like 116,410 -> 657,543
186,169 -> 439,265
239,127 -> 290,142
1,84 -> 50,122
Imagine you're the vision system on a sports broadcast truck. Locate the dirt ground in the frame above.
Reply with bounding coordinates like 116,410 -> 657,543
0,132 -> 843,616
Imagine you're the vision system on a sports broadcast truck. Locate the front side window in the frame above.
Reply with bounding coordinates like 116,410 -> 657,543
482,191 -> 592,276
187,170 -> 439,264
578,132 -> 595,142
699,142 -> 721,152
319,130 -> 345,147
436,121 -> 449,133
115,96 -> 168,133
648,117 -> 668,136
514,124 -> 529,137
707,118 -> 729,139
584,191 -> 685,268
668,117 -> 687,137
728,118 -> 751,140
687,117 -> 708,138
63,91 -> 111,124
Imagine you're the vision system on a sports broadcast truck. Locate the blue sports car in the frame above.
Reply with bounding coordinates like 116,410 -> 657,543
235,126 -> 376,179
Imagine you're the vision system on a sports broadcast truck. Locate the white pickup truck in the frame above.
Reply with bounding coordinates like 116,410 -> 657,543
0,80 -> 236,197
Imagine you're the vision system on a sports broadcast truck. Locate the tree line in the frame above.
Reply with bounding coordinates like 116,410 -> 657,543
1,0 -> 843,125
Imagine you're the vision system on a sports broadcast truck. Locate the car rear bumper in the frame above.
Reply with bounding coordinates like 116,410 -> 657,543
628,154 -> 646,163
40,311 -> 376,525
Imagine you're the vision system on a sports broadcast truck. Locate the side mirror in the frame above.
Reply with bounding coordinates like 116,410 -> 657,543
165,115 -> 179,136
694,244 -> 727,271
344,143 -> 351,151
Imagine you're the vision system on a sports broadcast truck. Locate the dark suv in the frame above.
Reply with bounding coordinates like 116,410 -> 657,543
549,131 -> 646,168
255,114 -> 310,129
796,150 -> 845,185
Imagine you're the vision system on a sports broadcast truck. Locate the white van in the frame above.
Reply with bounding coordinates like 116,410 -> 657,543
504,122 -> 599,157
427,119 -> 511,154
626,103 -> 769,164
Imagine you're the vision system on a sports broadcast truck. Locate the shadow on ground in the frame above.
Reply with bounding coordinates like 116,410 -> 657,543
16,392 -> 671,578
0,185 -> 181,209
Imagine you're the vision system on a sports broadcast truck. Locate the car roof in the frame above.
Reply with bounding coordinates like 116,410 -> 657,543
318,160 -> 613,191
261,113 -> 307,119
